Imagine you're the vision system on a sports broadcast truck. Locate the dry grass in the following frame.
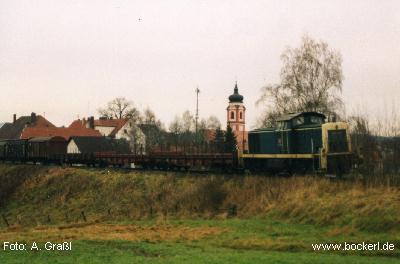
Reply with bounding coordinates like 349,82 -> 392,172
0,222 -> 226,242
261,177 -> 400,231
326,226 -> 357,237
0,164 -> 399,233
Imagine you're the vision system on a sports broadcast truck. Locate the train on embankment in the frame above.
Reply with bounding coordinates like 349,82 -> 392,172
0,112 -> 354,175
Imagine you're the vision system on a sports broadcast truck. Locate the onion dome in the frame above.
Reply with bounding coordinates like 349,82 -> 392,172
228,82 -> 243,103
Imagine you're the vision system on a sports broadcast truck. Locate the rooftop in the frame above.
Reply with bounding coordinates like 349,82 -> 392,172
21,126 -> 102,140
0,114 -> 55,140
69,118 -> 129,137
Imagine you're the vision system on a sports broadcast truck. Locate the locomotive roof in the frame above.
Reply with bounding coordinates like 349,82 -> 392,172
249,127 -> 275,133
276,112 -> 326,121
249,112 -> 326,133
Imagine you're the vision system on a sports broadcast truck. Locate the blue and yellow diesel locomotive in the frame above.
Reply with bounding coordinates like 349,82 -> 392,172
242,112 -> 352,174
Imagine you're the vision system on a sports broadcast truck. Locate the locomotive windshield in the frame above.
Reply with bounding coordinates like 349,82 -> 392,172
310,116 -> 324,124
276,121 -> 289,130
293,116 -> 304,126
328,129 -> 348,152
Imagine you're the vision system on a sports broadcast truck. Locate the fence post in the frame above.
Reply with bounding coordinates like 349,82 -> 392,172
81,211 -> 87,222
227,205 -> 237,218
1,214 -> 9,227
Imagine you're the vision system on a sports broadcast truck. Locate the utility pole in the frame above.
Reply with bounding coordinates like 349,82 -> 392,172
195,87 -> 200,153
195,87 -> 200,134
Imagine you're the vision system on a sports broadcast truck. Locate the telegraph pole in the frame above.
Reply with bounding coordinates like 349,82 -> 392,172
195,87 -> 200,134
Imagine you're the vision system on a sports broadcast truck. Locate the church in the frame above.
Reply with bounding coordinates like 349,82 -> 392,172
227,82 -> 248,152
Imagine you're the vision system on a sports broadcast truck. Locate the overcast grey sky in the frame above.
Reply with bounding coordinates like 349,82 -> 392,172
0,0 -> 399,128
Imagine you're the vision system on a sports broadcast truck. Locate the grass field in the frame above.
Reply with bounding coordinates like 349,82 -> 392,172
0,164 -> 399,263
0,218 -> 399,263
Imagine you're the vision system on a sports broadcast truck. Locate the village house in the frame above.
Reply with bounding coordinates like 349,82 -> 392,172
0,113 -> 102,140
69,117 -> 146,153
0,113 -> 55,140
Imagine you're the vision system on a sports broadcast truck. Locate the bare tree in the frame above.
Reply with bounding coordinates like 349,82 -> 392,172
168,112 -> 219,153
348,115 -> 379,172
143,108 -> 156,124
142,107 -> 163,128
206,116 -> 221,130
129,124 -> 146,154
182,110 -> 195,132
198,118 -> 207,131
98,97 -> 141,122
257,35 -> 344,126
169,116 -> 183,152
140,107 -> 165,152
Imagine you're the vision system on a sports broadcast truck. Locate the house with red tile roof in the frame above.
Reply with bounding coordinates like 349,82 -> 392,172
0,113 -> 56,140
69,117 -> 136,140
0,112 -> 103,140
21,126 -> 102,140
69,117 -> 147,153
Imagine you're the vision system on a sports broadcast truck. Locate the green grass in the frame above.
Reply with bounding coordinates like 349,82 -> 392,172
0,218 -> 399,263
0,164 -> 399,263
1,239 -> 398,264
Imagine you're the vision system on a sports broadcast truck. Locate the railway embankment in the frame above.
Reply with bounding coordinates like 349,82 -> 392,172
0,164 -> 399,234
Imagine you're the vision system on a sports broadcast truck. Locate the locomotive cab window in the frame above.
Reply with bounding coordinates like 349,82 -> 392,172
292,116 -> 304,126
310,116 -> 323,124
328,129 -> 348,153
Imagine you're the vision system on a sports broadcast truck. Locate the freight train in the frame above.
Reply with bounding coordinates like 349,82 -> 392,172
0,112 -> 353,174
0,137 -> 235,171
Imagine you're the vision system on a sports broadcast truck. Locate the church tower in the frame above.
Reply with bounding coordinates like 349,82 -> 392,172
227,82 -> 248,151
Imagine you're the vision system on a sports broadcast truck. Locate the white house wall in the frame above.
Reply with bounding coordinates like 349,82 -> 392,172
67,140 -> 81,154
115,123 -> 131,140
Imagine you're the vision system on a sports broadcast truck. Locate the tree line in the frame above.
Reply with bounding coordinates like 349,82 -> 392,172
97,97 -> 237,154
